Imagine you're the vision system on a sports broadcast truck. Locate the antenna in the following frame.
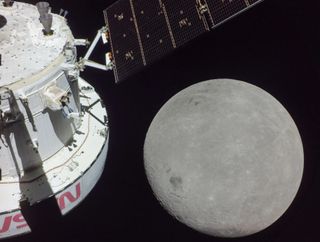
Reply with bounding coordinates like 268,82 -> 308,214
39,13 -> 53,36
3,0 -> 14,7
59,9 -> 69,18
36,2 -> 50,17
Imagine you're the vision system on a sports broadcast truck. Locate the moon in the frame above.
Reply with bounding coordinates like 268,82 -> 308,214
144,79 -> 304,238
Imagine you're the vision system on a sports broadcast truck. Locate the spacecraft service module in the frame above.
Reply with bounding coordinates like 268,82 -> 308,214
0,1 -> 109,238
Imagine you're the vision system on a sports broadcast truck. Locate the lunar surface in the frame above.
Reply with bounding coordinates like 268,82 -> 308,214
144,79 -> 304,238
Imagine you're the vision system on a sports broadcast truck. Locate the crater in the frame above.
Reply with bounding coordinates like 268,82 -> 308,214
170,176 -> 183,190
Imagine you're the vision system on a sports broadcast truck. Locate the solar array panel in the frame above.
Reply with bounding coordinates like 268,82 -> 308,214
104,0 -> 145,82
132,0 -> 174,66
104,0 -> 264,82
161,0 -> 208,47
207,0 -> 248,24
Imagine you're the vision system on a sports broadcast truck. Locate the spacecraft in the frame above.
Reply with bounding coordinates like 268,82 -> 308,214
0,0 -> 263,239
0,1 -> 110,239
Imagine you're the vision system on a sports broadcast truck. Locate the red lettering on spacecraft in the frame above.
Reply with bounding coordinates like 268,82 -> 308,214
58,183 -> 81,210
13,213 -> 28,229
0,213 -> 28,234
0,216 -> 11,233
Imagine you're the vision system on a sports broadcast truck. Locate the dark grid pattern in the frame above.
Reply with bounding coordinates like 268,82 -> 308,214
207,0 -> 248,25
104,0 -> 145,82
161,0 -> 207,47
133,0 -> 174,65
105,0 -> 264,82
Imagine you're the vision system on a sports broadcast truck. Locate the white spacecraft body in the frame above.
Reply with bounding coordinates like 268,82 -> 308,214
0,1 -> 109,239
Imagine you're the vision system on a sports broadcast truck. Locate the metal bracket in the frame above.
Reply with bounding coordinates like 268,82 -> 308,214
81,99 -> 107,126
196,0 -> 214,30
80,26 -> 114,71
0,88 -> 22,127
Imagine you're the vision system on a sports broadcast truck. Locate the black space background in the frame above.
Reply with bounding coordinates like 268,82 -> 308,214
6,0 -> 320,241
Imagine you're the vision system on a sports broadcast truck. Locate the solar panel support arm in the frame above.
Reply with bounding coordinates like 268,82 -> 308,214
74,39 -> 89,46
79,27 -> 111,72
84,27 -> 107,60
83,59 -> 111,71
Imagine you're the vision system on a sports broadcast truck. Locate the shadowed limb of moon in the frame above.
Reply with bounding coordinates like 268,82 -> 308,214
144,79 -> 304,238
